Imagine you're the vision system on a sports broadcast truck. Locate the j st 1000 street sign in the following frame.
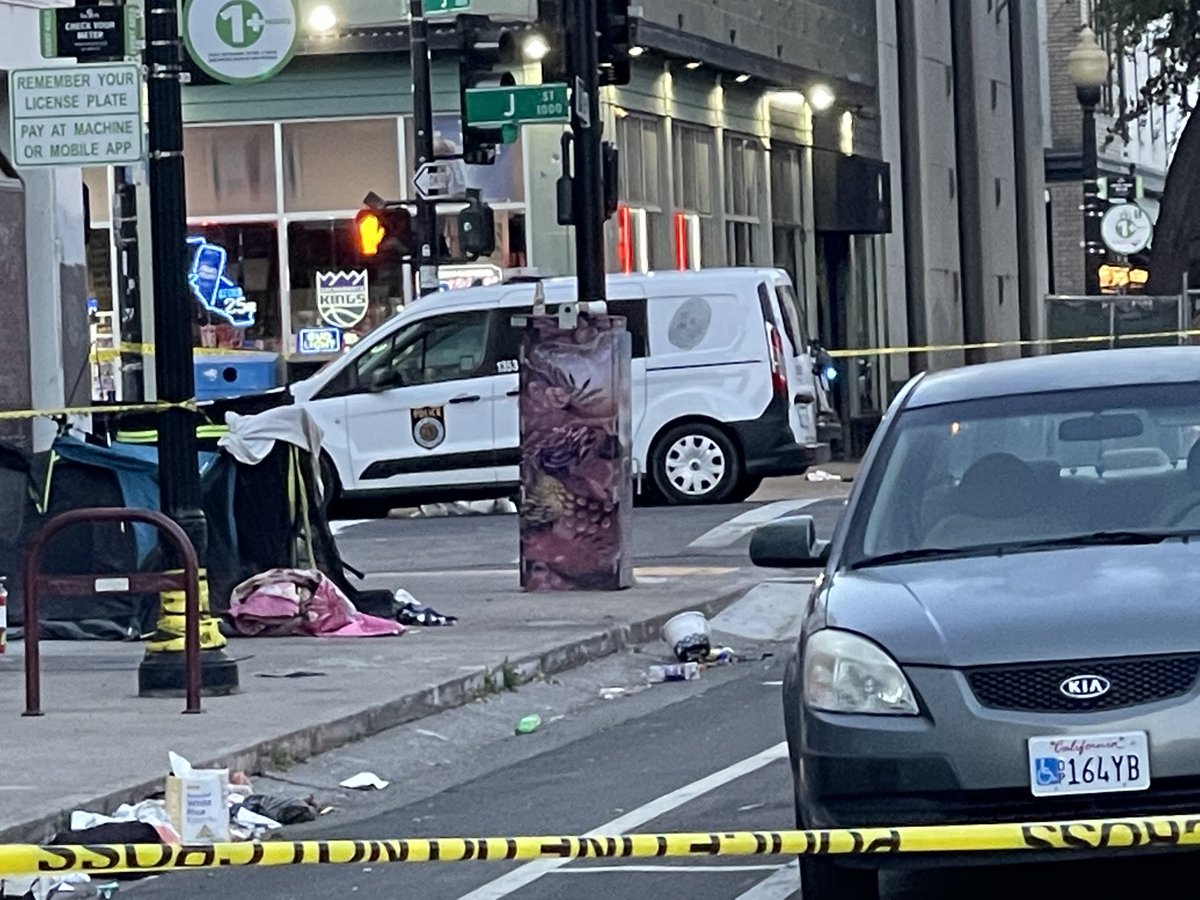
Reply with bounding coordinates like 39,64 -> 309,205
9,63 -> 143,167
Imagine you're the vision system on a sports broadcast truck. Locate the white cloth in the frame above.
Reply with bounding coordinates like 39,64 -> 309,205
218,406 -> 324,467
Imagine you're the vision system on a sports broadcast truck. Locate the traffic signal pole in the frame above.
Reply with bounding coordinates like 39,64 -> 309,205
144,0 -> 204,554
567,0 -> 607,304
410,0 -> 440,297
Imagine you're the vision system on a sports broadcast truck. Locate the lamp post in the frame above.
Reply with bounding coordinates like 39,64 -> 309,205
1067,25 -> 1110,296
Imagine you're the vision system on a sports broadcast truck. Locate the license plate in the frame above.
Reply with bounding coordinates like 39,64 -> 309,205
1028,731 -> 1150,797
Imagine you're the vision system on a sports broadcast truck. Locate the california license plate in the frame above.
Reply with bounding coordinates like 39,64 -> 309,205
1028,731 -> 1150,797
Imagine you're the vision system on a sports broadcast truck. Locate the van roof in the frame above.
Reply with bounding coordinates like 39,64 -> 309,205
407,267 -> 791,314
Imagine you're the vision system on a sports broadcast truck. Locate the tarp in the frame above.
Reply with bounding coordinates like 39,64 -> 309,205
2,407 -> 364,640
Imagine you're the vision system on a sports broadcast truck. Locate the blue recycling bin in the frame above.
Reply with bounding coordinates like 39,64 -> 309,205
194,351 -> 280,400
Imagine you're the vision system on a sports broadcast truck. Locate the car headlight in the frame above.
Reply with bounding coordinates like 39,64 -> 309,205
803,629 -> 918,715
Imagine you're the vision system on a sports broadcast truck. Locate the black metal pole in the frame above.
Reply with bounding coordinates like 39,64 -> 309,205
410,0 -> 439,297
567,0 -> 606,302
113,166 -> 144,402
1079,86 -> 1102,297
144,0 -> 205,557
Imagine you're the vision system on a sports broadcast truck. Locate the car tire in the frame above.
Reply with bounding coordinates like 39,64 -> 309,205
650,423 -> 742,505
799,858 -> 879,900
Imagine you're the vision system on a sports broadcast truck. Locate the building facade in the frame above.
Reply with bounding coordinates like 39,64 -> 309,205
81,0 -> 892,439
1041,0 -> 1186,297
0,0 -> 90,452
875,0 -> 1050,399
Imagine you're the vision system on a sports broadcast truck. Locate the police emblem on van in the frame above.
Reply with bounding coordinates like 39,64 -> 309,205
316,270 -> 369,329
411,406 -> 446,450
1059,675 -> 1111,699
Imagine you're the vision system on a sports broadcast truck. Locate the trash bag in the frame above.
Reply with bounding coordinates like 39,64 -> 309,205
47,822 -> 163,882
240,794 -> 319,826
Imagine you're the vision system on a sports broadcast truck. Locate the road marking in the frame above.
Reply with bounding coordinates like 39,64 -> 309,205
733,861 -> 799,899
550,863 -> 782,874
687,500 -> 821,550
456,741 -> 788,900
330,519 -> 371,536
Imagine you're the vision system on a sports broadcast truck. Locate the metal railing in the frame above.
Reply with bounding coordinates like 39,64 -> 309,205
21,508 -> 201,716
1044,291 -> 1194,352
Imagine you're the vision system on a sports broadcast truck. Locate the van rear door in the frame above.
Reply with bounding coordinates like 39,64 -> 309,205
771,280 -> 822,444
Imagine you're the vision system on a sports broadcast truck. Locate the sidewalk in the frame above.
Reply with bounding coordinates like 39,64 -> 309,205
0,565 -> 758,843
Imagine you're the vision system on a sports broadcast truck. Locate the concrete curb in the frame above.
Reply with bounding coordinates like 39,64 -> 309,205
0,584 -> 749,844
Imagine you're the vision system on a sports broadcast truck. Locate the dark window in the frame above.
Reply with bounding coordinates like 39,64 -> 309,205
347,311 -> 490,393
776,285 -> 809,354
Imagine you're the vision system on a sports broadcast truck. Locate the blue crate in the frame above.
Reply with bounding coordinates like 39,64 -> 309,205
194,351 -> 280,400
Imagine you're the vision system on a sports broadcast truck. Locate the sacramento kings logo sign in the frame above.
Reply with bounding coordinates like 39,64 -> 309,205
316,270 -> 369,329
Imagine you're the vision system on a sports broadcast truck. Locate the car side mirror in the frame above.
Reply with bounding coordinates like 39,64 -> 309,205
749,516 -> 829,568
366,368 -> 396,392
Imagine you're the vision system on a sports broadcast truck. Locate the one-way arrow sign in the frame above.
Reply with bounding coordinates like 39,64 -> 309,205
414,161 -> 454,201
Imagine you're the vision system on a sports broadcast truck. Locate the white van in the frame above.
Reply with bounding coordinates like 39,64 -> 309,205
290,268 -> 832,508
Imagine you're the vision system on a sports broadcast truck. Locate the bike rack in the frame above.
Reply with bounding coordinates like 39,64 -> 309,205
22,508 -> 201,716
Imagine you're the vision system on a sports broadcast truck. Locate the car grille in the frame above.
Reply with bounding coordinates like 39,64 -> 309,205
966,654 -> 1200,712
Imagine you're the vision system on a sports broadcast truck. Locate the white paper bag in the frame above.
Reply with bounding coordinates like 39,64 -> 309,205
164,752 -> 230,843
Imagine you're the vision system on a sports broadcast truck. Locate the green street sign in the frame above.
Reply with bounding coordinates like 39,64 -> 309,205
426,0 -> 470,11
465,84 -> 570,128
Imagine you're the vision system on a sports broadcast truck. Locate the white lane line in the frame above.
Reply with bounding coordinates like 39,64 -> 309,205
732,861 -> 799,899
687,500 -> 821,550
330,519 -> 372,536
550,864 -> 782,875
456,741 -> 788,900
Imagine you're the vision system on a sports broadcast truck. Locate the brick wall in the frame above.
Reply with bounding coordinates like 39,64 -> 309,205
0,177 -> 31,450
1048,181 -> 1084,294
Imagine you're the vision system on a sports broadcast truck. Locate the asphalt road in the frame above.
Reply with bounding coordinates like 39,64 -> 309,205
121,646 -> 1197,900
329,493 -> 849,577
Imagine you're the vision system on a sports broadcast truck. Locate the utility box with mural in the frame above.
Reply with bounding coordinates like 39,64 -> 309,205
518,311 -> 633,591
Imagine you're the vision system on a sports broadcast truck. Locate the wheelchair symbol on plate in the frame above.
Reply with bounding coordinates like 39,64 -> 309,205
1034,757 -> 1064,786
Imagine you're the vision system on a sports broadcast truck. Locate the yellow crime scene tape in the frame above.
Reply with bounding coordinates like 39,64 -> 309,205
0,400 -> 197,422
3,816 -> 1200,875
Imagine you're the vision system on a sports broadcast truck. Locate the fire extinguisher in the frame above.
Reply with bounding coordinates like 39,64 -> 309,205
0,576 -> 7,655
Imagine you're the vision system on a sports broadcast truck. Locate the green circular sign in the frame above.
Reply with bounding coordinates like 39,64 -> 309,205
183,0 -> 298,84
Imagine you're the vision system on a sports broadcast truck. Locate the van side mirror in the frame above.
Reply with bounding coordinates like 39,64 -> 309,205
749,516 -> 829,568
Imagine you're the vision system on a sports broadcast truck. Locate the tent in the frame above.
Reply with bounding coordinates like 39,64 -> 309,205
2,406 -> 365,640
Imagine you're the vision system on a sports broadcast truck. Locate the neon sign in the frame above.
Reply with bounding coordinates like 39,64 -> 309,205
187,236 -> 257,327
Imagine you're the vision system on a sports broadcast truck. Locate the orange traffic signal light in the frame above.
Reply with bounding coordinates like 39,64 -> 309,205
356,209 -> 387,257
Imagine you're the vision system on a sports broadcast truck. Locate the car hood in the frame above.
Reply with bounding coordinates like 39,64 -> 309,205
824,542 -> 1200,667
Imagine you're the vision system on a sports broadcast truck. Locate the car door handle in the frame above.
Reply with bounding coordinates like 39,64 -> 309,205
506,389 -> 520,397
449,394 -> 482,404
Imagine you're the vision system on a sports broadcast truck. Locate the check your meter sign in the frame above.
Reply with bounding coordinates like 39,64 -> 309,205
10,63 -> 143,167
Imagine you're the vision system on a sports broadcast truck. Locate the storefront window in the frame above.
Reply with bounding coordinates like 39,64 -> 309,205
184,124 -> 277,216
724,134 -> 764,266
186,222 -> 282,352
772,144 -> 806,299
615,113 -> 669,270
287,218 -> 402,353
282,118 -> 401,212
673,123 -> 721,267
405,116 -> 525,204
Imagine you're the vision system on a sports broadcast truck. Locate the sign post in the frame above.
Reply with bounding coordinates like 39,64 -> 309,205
425,0 -> 470,11
413,160 -> 454,201
464,84 -> 570,130
1100,202 -> 1154,257
9,64 -> 143,168
39,5 -> 134,61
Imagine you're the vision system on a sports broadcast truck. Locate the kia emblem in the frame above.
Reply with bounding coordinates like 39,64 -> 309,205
1059,675 -> 1111,699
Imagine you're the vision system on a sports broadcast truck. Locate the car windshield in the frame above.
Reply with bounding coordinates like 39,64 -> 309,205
846,382 -> 1200,567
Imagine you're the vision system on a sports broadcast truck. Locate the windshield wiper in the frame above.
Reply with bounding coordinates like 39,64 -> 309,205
848,547 -> 991,569
999,530 -> 1200,551
848,531 -> 1200,570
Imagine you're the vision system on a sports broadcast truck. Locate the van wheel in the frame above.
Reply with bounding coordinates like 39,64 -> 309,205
727,475 -> 763,503
651,424 -> 741,505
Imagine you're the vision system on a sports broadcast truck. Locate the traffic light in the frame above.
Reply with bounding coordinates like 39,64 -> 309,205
459,14 -> 518,166
459,189 -> 496,259
355,209 -> 387,257
597,0 -> 632,86
355,193 -> 417,261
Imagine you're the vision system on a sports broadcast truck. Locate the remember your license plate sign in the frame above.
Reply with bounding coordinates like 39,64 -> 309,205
1028,731 -> 1150,797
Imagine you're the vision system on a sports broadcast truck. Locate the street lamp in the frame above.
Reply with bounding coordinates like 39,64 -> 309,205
1067,25 -> 1110,296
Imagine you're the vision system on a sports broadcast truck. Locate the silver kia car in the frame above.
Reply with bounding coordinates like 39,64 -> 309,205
755,347 -> 1200,899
